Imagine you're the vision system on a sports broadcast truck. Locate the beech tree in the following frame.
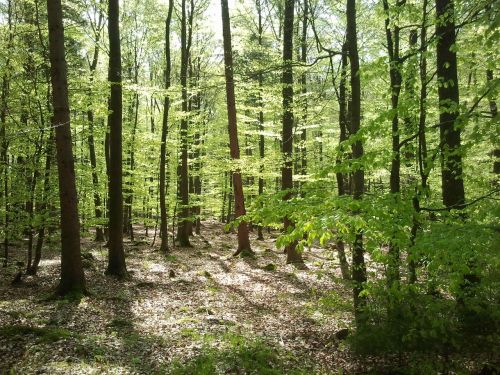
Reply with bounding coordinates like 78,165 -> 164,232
221,0 -> 253,256
436,0 -> 465,209
46,0 -> 86,295
177,0 -> 191,247
160,0 -> 174,253
281,0 -> 304,267
346,0 -> 367,325
106,0 -> 127,277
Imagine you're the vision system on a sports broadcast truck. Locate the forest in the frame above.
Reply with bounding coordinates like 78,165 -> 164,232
0,0 -> 498,373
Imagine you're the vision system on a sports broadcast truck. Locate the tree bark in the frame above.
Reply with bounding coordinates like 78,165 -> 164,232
346,0 -> 367,326
0,0 -> 13,267
160,0 -> 174,253
221,0 -> 253,256
282,0 -> 304,267
486,70 -> 499,175
436,0 -> 465,209
334,43 -> 350,280
382,0 -> 403,288
176,0 -> 191,247
46,0 -> 86,295
87,7 -> 105,242
300,0 -> 308,177
409,0 -> 429,284
256,0 -> 265,241
106,0 -> 127,277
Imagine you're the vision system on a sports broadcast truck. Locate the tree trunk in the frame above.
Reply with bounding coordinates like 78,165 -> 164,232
382,0 -> 403,288
334,43 -> 350,280
282,0 -> 304,267
87,10 -> 105,242
46,0 -> 86,295
409,0 -> 429,284
256,0 -> 265,241
221,0 -> 253,257
300,0 -> 308,177
106,0 -> 127,277
176,0 -> 191,247
486,70 -> 499,174
436,0 -> 465,209
160,0 -> 174,253
27,131 -> 54,276
0,0 -> 13,267
346,0 -> 367,326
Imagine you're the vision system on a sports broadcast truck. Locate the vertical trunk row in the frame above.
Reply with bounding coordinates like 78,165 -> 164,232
193,57 -> 202,235
46,0 -> 86,295
221,0 -> 253,256
256,0 -> 265,241
382,0 -> 403,288
335,43 -> 351,281
346,0 -> 367,325
300,0 -> 308,176
177,0 -> 191,247
87,8 -> 105,242
160,0 -> 174,253
106,0 -> 127,277
282,0 -> 304,267
486,70 -> 499,175
409,0 -> 429,284
0,0 -> 13,267
436,0 -> 465,209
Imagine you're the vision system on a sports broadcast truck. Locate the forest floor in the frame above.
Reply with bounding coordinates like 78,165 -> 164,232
0,221 -> 424,374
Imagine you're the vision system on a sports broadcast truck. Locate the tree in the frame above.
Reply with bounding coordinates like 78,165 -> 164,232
87,1 -> 105,242
346,0 -> 367,325
0,0 -> 13,267
382,0 -> 405,288
281,0 -> 304,267
107,0 -> 128,277
176,0 -> 191,247
299,0 -> 308,177
221,0 -> 253,257
46,0 -> 86,295
436,0 -> 465,209
160,0 -> 174,253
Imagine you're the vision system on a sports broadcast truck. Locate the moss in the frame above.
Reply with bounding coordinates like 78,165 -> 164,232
263,263 -> 277,271
107,318 -> 134,329
0,325 -> 75,343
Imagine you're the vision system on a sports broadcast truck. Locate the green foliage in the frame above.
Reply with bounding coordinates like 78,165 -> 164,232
169,333 -> 309,375
0,325 -> 74,343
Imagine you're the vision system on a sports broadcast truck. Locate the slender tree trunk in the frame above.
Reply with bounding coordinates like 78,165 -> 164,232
160,0 -> 174,253
176,0 -> 191,246
300,0 -> 308,176
106,0 -> 127,277
27,130 -> 54,275
191,57 -> 202,236
221,0 -> 253,256
346,0 -> 367,326
335,43 -> 351,280
255,0 -> 265,241
486,70 -> 499,175
383,0 -> 403,288
87,10 -> 105,242
124,94 -> 139,240
436,0 -> 465,209
46,0 -> 86,295
227,171 -> 233,225
282,0 -> 304,267
409,0 -> 429,284
0,0 -> 13,267
221,171 -> 228,223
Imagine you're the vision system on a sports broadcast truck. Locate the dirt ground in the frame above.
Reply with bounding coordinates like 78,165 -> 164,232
0,221 -> 390,374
